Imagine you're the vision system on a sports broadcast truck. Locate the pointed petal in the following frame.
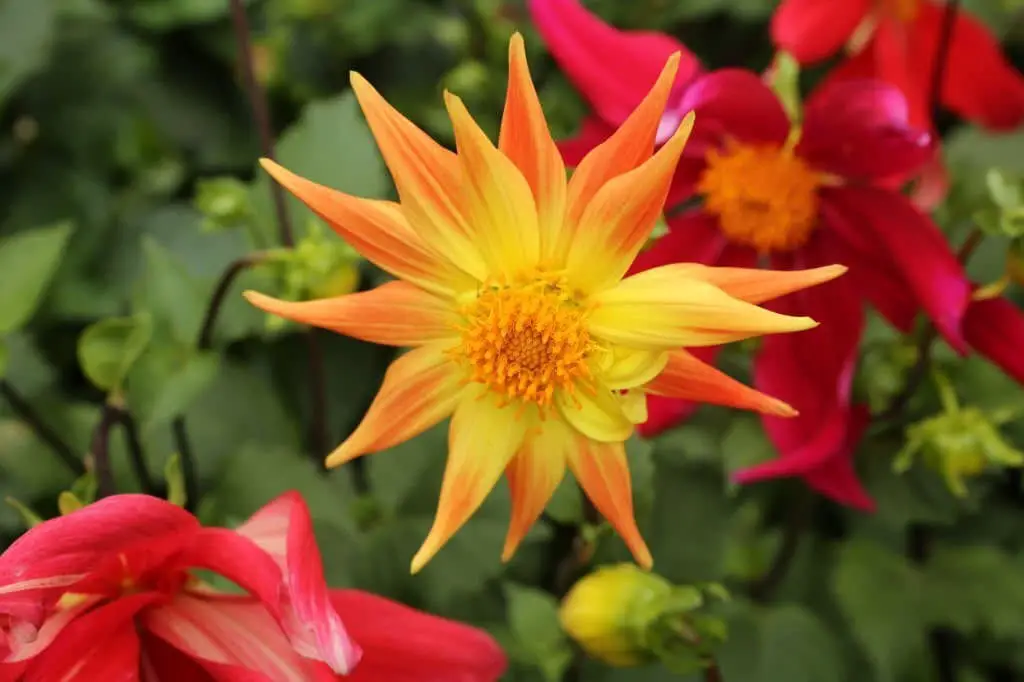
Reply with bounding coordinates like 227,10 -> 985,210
23,594 -> 155,682
445,90 -> 540,277
143,596 -> 313,682
330,590 -> 507,682
503,425 -> 569,560
500,34 -> 568,263
770,0 -> 869,63
259,160 -> 472,297
325,344 -> 462,468
803,412 -> 874,511
601,347 -> 669,390
662,263 -> 848,305
589,266 -> 818,349
822,186 -> 970,353
243,281 -> 459,347
627,212 -> 727,275
349,74 -> 488,281
567,437 -> 651,568
677,70 -> 791,146
646,349 -> 796,417
734,408 -> 856,483
411,395 -> 527,573
565,53 -> 681,229
234,492 -> 360,673
566,112 -> 694,292
799,79 -> 933,181
527,0 -> 698,125
964,296 -> 1024,385
556,384 -> 634,443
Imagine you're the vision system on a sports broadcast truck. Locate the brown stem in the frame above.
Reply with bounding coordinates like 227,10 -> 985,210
171,416 -> 199,513
197,253 -> 267,351
1,380 -> 84,476
749,488 -> 813,601
115,408 -> 156,495
90,402 -> 121,498
705,661 -> 724,682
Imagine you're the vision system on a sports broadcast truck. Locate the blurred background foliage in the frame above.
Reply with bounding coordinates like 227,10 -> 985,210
4,0 -> 1024,680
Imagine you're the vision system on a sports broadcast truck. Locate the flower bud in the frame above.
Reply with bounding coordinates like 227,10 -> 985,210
559,564 -> 673,667
194,177 -> 253,233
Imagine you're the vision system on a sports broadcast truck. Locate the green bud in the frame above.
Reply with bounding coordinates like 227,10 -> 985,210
443,61 -> 490,98
978,169 -> 1024,238
194,177 -> 254,233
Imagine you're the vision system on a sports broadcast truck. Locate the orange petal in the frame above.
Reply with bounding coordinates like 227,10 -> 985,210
503,422 -> 569,561
567,437 -> 651,569
664,263 -> 849,304
565,52 -> 680,228
445,90 -> 540,277
325,344 -> 462,468
349,73 -> 488,281
645,349 -> 797,417
260,159 -> 471,298
565,112 -> 693,293
499,33 -> 568,264
411,395 -> 528,573
243,281 -> 459,347
589,266 -> 817,349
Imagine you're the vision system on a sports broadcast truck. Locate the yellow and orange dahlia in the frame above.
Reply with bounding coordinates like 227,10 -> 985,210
245,34 -> 845,573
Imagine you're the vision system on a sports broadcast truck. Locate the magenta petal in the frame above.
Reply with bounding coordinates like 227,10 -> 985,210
964,295 -> 1024,385
331,590 -> 507,682
628,211 -> 728,275
799,79 -> 934,181
822,185 -> 970,353
677,69 -> 791,145
639,396 -> 698,437
735,408 -> 851,482
556,116 -> 615,168
770,0 -> 869,64
234,492 -> 360,674
527,0 -> 699,125
803,407 -> 874,510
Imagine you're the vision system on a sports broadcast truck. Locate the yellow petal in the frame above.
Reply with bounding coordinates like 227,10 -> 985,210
565,112 -> 694,293
325,344 -> 462,468
568,437 -> 652,569
445,90 -> 541,277
259,159 -> 472,297
498,33 -> 568,264
565,53 -> 680,228
243,281 -> 459,347
645,349 -> 797,417
349,73 -> 488,281
589,267 -> 818,349
663,263 -> 849,304
503,421 -> 568,561
600,347 -> 669,390
556,385 -> 633,443
411,394 -> 528,573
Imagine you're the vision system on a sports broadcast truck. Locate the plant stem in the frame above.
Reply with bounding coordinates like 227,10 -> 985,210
115,409 -> 156,495
197,253 -> 268,350
0,380 -> 84,476
705,661 -> 724,682
228,0 -> 329,462
171,416 -> 199,513
907,524 -> 957,682
749,488 -> 814,602
90,402 -> 120,498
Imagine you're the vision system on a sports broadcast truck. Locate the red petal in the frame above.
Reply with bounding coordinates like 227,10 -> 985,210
23,593 -> 156,682
964,296 -> 1024,385
627,211 -> 728,275
331,590 -> 507,682
822,185 -> 969,352
873,19 -> 931,130
527,0 -> 699,125
0,494 -> 198,605
139,630 -> 217,682
799,79 -> 933,181
770,0 -> 869,63
556,116 -> 615,168
233,492 -> 360,673
802,408 -> 874,511
676,69 -> 791,146
915,1 -> 1024,131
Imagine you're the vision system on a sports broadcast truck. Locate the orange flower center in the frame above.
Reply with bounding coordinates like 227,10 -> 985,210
453,275 -> 592,409
697,142 -> 822,254
879,0 -> 920,22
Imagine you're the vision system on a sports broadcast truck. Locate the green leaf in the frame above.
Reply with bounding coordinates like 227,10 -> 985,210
718,602 -> 844,682
0,222 -> 74,334
504,582 -> 572,682
923,545 -> 1024,639
831,541 -> 929,682
77,314 -> 154,393
141,351 -> 220,432
4,497 -> 43,528
135,237 -> 206,344
69,470 -> 97,506
0,0 -> 57,106
57,490 -> 84,515
164,453 -> 186,507
0,338 -> 8,378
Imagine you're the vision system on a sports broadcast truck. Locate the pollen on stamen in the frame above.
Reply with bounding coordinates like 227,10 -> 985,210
450,276 -> 594,414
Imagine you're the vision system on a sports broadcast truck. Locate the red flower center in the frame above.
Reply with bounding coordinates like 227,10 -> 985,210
697,142 -> 822,254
